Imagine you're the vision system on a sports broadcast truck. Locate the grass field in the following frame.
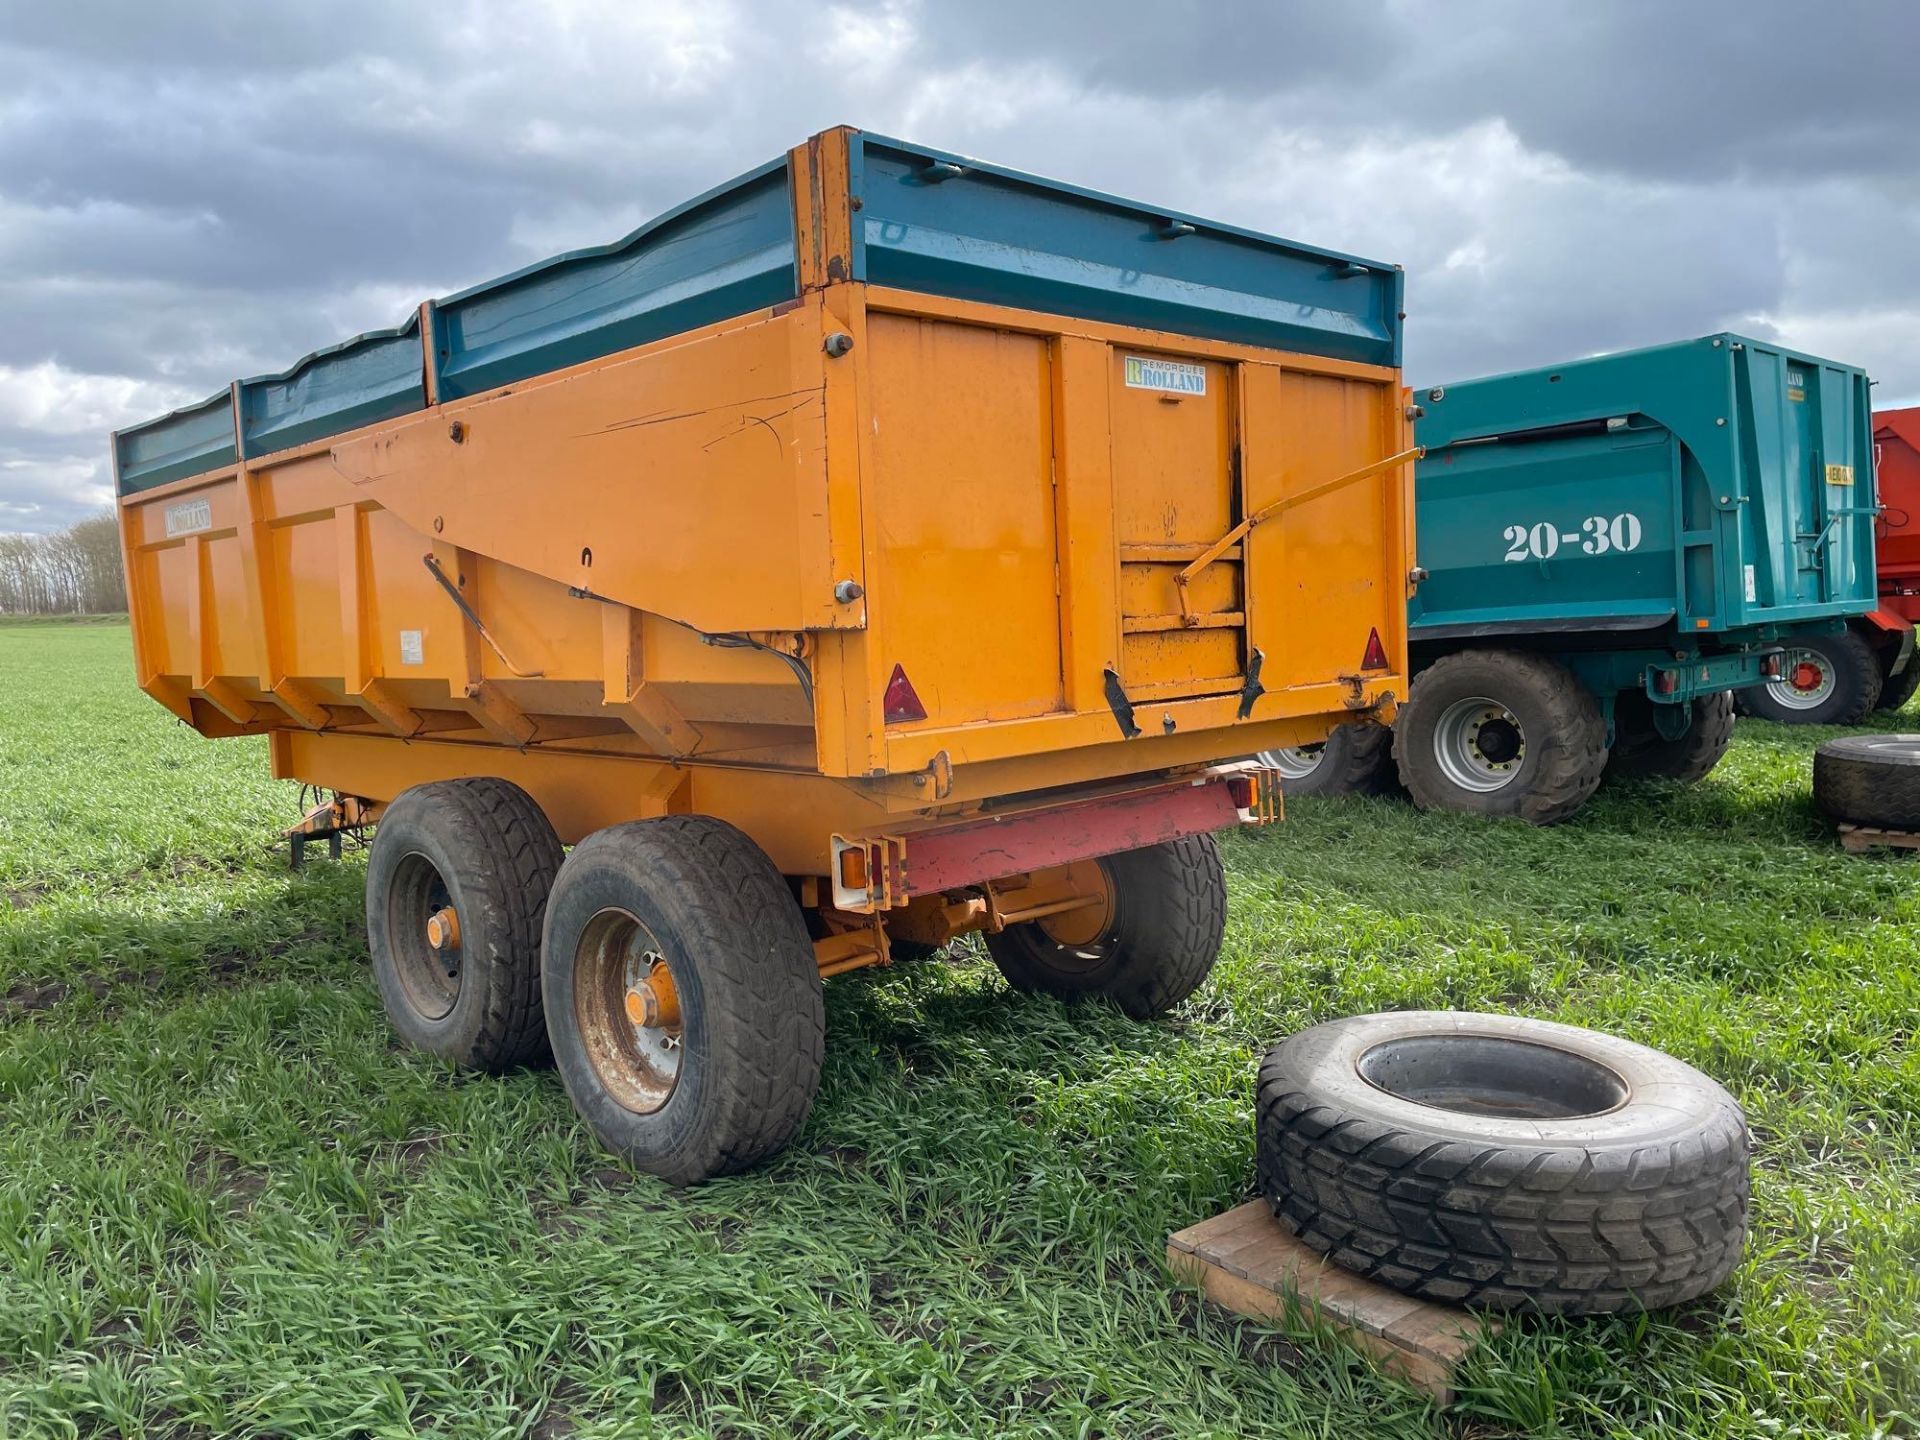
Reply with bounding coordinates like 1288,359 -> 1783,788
1,618 -> 1915,1439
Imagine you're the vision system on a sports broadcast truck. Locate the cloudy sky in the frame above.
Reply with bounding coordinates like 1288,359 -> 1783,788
3,0 -> 1918,532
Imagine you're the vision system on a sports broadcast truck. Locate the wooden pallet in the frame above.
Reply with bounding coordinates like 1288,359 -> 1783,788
1167,1201 -> 1493,1405
1837,823 -> 1920,854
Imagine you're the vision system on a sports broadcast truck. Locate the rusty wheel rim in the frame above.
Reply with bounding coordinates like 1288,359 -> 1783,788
388,851 -> 461,1021
574,907 -> 683,1115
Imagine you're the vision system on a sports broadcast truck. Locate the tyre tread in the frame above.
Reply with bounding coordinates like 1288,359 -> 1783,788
546,816 -> 824,1184
1814,737 -> 1920,829
1255,1055 -> 1750,1314
369,777 -> 564,1072
1394,649 -> 1608,825
1607,691 -> 1735,786
983,833 -> 1225,1019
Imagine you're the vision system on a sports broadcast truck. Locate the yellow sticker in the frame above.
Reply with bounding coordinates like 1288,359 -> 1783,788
1787,387 -> 1806,402
1826,464 -> 1854,486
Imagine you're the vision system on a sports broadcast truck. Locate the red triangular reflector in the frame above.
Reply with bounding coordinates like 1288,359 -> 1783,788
883,663 -> 928,723
1361,627 -> 1389,671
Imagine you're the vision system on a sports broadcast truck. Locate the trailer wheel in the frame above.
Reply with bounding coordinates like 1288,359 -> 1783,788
1393,650 -> 1607,824
1738,631 -> 1882,724
1256,1011 -> 1750,1314
1605,691 -> 1735,785
984,836 -> 1225,1020
541,816 -> 824,1185
1260,722 -> 1394,798
365,778 -> 565,1071
1813,735 -> 1920,829
1875,660 -> 1920,713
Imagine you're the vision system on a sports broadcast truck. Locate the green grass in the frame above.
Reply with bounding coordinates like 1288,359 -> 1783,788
1,621 -> 1915,1438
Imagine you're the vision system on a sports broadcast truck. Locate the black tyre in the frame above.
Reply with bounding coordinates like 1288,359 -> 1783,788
1259,722 -> 1395,798
365,777 -> 564,1071
541,816 -> 824,1185
1256,1011 -> 1750,1314
983,836 -> 1224,1020
1393,650 -> 1607,824
1875,659 -> 1920,713
1813,734 -> 1920,828
1605,691 -> 1735,785
1738,631 -> 1882,724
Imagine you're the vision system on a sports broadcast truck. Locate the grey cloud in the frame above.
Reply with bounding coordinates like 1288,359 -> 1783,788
1,0 -> 1916,533
893,0 -> 1920,182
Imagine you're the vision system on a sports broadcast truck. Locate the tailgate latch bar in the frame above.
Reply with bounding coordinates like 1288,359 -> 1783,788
1102,667 -> 1142,739
1236,647 -> 1266,719
1174,446 -> 1423,624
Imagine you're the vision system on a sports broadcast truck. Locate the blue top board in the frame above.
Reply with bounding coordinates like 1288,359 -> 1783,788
115,130 -> 1402,494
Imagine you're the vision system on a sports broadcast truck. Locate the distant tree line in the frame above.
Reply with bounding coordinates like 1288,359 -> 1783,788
0,512 -> 128,615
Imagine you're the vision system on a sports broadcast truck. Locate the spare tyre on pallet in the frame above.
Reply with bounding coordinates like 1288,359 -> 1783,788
1813,734 -> 1920,830
1255,1012 -> 1749,1314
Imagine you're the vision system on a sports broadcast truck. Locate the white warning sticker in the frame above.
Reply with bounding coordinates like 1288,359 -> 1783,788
1744,564 -> 1757,604
1124,355 -> 1207,396
163,497 -> 212,538
399,629 -> 424,666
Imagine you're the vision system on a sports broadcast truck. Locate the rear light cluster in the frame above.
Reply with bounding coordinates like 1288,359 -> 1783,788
837,845 -> 870,892
1225,767 -> 1281,824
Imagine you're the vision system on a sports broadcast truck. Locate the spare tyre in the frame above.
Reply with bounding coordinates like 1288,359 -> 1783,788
1255,1011 -> 1749,1314
1813,734 -> 1920,829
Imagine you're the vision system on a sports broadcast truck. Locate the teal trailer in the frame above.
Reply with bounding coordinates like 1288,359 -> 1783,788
1266,334 -> 1888,822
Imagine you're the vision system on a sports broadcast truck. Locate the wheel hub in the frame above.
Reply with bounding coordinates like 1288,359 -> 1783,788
1432,695 -> 1526,793
1770,648 -> 1835,710
623,962 -> 681,1030
425,905 -> 460,953
1032,858 -> 1118,955
1473,716 -> 1522,765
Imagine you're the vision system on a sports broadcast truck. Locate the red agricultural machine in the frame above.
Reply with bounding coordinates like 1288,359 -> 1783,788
1739,405 -> 1920,722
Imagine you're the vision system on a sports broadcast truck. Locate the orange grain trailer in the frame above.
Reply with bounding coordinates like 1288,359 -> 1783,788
113,129 -> 1415,1181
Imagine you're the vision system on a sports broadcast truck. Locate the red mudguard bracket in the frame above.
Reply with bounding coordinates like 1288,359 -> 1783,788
1860,605 -> 1919,639
830,768 -> 1279,912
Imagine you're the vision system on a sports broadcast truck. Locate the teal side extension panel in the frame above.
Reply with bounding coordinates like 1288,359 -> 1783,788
1411,335 -> 1877,640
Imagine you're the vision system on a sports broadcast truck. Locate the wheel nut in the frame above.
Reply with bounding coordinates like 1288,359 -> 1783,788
425,906 -> 460,951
